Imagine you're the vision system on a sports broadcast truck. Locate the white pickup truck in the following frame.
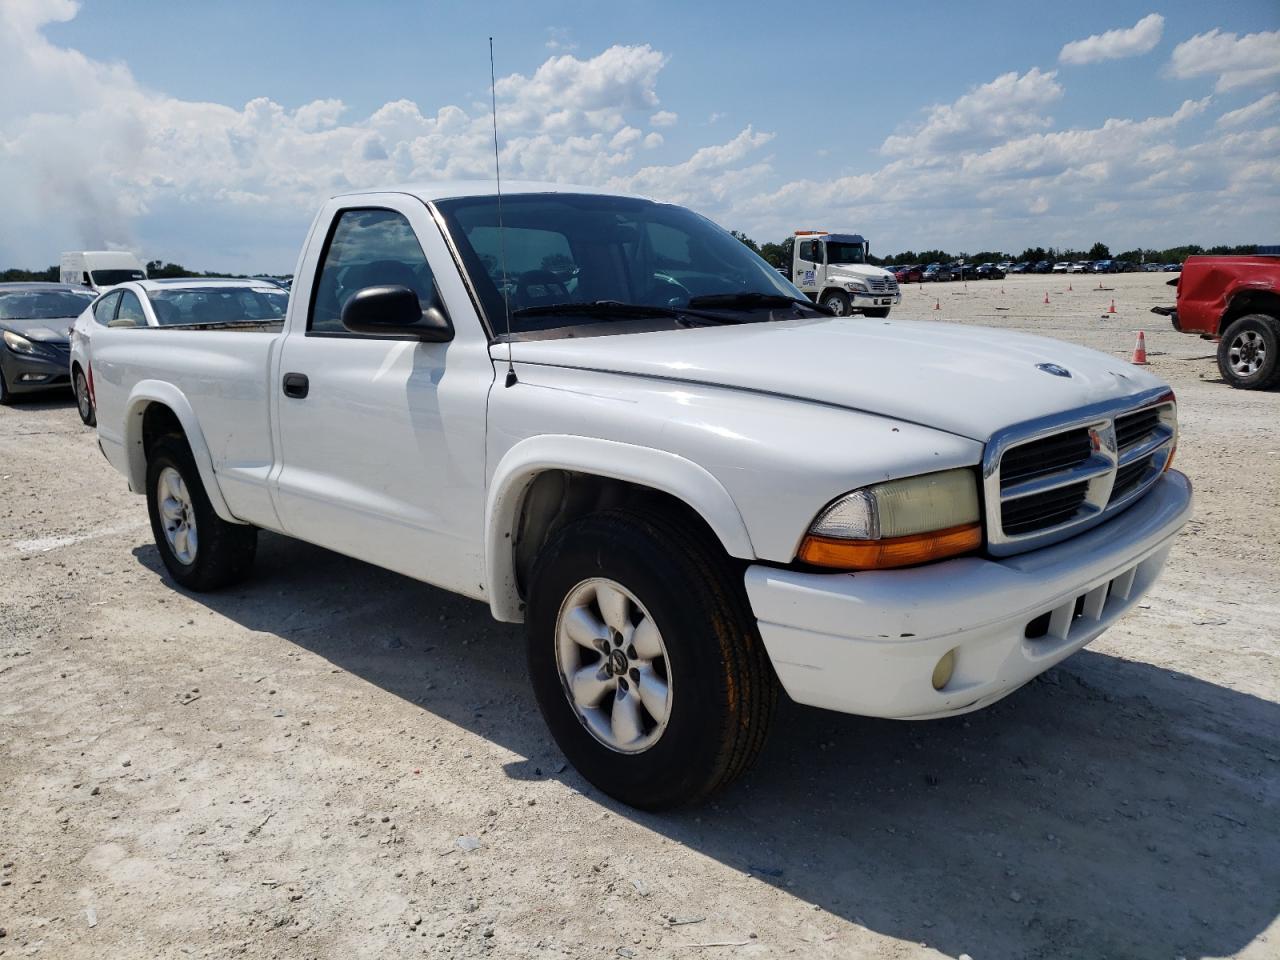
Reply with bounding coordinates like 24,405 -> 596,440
91,182 -> 1192,809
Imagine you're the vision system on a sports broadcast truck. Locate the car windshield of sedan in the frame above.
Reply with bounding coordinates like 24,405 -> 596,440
0,290 -> 94,319
434,193 -> 809,336
145,287 -> 289,325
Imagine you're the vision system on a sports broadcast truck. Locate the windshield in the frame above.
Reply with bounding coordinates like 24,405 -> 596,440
145,287 -> 288,325
91,269 -> 146,285
0,290 -> 94,319
824,241 -> 866,264
435,193 -> 807,336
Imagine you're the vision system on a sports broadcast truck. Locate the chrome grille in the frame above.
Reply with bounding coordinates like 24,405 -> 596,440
983,389 -> 1177,556
867,276 -> 898,293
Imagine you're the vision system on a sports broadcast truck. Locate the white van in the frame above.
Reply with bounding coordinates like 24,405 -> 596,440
60,251 -> 147,292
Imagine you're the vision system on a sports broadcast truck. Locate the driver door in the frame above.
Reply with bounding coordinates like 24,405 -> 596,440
270,195 -> 493,598
795,239 -> 822,295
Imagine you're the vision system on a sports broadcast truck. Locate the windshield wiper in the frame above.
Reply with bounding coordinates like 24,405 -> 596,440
686,292 -> 831,314
509,300 -> 746,327
511,300 -> 684,320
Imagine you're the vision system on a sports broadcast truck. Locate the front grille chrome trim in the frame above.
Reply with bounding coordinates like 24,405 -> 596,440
983,387 -> 1176,556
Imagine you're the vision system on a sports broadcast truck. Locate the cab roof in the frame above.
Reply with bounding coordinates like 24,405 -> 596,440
333,181 -> 644,203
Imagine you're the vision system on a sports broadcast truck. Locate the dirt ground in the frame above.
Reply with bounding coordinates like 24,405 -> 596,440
2,271 -> 1277,960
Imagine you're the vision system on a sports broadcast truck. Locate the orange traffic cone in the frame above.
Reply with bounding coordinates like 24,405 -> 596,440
1068,282 -> 1073,292
1131,331 -> 1148,364
934,298 -> 941,310
1044,291 -> 1050,304
1097,279 -> 1104,290
1108,299 -> 1116,314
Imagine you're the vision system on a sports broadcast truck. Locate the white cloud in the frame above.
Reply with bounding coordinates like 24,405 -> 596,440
1217,92 -> 1280,128
544,27 -> 577,52
643,132 -> 664,149
1168,29 -> 1280,92
649,110 -> 678,127
882,68 -> 1062,155
493,44 -> 668,134
1059,13 -> 1164,65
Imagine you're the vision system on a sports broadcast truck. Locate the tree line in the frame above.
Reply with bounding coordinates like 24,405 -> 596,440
1,260 -> 285,283
729,233 -> 1261,269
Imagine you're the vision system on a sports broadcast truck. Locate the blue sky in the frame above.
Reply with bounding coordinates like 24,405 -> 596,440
4,0 -> 1278,271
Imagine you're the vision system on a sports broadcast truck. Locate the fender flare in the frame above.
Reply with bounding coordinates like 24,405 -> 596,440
484,435 -> 755,623
122,380 -> 240,524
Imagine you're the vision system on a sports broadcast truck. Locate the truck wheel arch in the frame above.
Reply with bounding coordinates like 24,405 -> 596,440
1220,288 -> 1280,333
122,382 -> 240,524
485,436 -> 756,623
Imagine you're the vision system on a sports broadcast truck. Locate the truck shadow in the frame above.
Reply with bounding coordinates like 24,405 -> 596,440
133,532 -> 1279,960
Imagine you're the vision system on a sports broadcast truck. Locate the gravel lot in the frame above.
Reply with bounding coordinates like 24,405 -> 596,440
2,271 -> 1277,959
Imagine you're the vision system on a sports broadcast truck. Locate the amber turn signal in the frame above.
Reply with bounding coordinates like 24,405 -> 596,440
797,523 -> 982,570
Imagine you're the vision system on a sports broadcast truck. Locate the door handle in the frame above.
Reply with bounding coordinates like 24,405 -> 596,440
282,372 -> 309,399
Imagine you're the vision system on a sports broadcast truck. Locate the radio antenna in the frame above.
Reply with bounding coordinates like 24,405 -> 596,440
489,37 -> 516,388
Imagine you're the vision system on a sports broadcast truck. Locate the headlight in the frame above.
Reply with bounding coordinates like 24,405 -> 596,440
798,468 -> 982,570
844,280 -> 868,293
3,330 -> 39,355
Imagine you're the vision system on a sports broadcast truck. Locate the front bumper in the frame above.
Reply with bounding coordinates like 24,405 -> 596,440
1,349 -> 72,394
851,290 -> 901,308
744,470 -> 1192,720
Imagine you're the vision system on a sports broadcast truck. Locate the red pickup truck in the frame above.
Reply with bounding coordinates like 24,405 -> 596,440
1160,255 -> 1280,389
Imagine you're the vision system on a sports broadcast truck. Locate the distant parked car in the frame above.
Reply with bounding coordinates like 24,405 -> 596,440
1164,263 -> 1182,272
1143,263 -> 1162,272
976,262 -> 1005,279
922,263 -> 952,282
1070,262 -> 1091,274
69,277 -> 288,425
950,262 -> 977,280
997,261 -> 1013,271
1093,260 -> 1115,273
0,283 -> 94,404
893,264 -> 923,283
1052,262 -> 1071,274
1007,262 -> 1030,274
1032,260 -> 1052,273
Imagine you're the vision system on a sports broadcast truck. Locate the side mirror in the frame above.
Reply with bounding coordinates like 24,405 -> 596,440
340,285 -> 453,342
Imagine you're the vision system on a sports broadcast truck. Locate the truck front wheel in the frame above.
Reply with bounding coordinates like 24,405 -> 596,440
525,508 -> 776,809
145,436 -> 257,590
819,290 -> 850,316
1217,313 -> 1280,390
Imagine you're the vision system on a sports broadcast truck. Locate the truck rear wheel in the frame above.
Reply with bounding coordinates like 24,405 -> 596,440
145,436 -> 257,590
1217,313 -> 1280,390
525,508 -> 775,809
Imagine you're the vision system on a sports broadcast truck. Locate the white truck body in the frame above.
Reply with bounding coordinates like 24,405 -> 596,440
89,182 -> 1192,806
60,251 -> 147,292
782,231 -> 901,317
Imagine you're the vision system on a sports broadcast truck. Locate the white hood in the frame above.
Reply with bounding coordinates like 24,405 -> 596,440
826,263 -> 894,283
502,317 -> 1166,441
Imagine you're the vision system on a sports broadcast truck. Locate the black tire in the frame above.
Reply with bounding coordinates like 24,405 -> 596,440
820,290 -> 851,317
0,368 -> 10,405
73,367 -> 95,426
145,435 -> 257,590
863,307 -> 890,318
526,508 -> 776,809
1217,313 -> 1280,390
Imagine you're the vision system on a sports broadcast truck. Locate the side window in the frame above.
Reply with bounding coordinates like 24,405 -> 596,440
92,291 -> 121,325
116,291 -> 146,326
798,240 -> 817,262
310,208 -> 440,335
